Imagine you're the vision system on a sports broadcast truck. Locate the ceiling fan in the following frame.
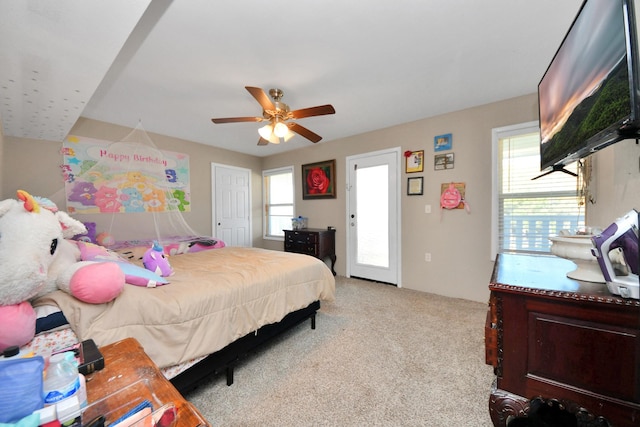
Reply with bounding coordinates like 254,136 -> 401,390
211,86 -> 335,145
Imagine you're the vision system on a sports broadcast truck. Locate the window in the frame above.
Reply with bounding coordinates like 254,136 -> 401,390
263,166 -> 294,239
492,122 -> 584,257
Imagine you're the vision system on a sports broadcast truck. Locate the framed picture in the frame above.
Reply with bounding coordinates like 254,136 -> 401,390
407,177 -> 423,195
434,153 -> 454,170
302,159 -> 336,199
434,133 -> 452,152
405,150 -> 424,173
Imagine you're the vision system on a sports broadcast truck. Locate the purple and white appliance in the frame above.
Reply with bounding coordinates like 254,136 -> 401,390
591,210 -> 639,299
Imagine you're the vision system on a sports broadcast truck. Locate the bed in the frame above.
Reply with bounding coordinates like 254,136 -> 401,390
29,245 -> 336,393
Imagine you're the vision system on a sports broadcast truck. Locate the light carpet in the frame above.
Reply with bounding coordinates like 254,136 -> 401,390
184,276 -> 495,426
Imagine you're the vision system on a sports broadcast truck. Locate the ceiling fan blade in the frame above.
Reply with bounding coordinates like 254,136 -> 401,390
211,116 -> 263,124
288,122 -> 322,143
245,86 -> 275,111
258,137 -> 269,146
290,104 -> 335,119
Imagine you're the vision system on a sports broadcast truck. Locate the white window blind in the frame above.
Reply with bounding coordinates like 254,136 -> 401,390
496,124 -> 584,254
263,166 -> 294,239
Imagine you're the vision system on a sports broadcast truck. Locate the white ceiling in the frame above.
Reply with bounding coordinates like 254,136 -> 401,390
1,0 -> 583,157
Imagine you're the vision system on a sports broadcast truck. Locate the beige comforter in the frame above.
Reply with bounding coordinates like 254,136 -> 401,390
35,247 -> 335,368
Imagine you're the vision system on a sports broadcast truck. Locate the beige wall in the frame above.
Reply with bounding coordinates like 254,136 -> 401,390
586,141 -> 640,227
2,118 -> 264,245
3,136 -> 62,200
262,94 -> 540,302
262,96 -> 640,302
2,94 -> 638,303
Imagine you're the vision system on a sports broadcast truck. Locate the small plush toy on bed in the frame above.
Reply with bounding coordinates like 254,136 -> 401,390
0,190 -> 125,352
143,241 -> 174,277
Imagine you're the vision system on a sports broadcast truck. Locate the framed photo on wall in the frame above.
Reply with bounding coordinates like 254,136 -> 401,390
407,177 -> 423,195
434,133 -> 452,152
405,150 -> 424,173
434,153 -> 454,170
302,159 -> 336,199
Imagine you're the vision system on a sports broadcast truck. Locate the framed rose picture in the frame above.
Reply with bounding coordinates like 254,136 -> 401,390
302,159 -> 336,199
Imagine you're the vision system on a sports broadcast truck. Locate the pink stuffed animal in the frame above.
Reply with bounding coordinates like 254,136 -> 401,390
0,190 -> 125,351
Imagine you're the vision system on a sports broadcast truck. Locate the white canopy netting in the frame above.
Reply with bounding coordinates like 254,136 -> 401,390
48,123 -> 216,252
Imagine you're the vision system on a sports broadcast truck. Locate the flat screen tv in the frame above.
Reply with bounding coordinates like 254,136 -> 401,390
538,0 -> 640,177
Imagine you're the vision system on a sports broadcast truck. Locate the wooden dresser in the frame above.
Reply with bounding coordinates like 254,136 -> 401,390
485,253 -> 640,427
284,228 -> 336,275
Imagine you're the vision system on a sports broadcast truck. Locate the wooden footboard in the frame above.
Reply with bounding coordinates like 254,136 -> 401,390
170,300 -> 321,393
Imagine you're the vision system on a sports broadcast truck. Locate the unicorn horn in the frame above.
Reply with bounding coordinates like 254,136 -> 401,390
17,190 -> 41,213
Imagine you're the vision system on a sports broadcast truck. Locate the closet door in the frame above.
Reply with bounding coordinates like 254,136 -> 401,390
211,163 -> 251,247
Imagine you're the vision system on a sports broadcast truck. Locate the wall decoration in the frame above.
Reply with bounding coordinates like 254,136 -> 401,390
405,150 -> 424,173
434,133 -> 452,152
407,177 -> 423,195
434,153 -> 455,170
302,159 -> 336,199
62,135 -> 191,214
440,182 -> 466,210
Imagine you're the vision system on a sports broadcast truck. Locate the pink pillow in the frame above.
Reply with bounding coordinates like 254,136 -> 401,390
69,262 -> 125,303
0,302 -> 36,352
75,241 -> 169,287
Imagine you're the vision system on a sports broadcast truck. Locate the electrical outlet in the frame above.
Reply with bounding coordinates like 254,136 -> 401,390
425,252 -> 431,262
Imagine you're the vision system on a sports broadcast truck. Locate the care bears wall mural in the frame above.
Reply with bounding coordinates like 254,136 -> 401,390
61,135 -> 191,214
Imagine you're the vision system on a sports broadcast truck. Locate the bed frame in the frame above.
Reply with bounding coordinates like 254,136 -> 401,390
170,300 -> 320,393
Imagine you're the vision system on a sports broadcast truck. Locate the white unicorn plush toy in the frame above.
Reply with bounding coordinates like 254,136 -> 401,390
0,190 -> 125,351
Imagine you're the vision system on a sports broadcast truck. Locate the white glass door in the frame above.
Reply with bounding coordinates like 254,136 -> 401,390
346,148 -> 400,285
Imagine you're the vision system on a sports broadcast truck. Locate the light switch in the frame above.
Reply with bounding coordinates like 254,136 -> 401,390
425,204 -> 431,214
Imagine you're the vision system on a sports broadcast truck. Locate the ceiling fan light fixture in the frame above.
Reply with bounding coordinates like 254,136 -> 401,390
283,129 -> 295,142
258,123 -> 273,140
212,86 -> 335,146
273,121 -> 289,138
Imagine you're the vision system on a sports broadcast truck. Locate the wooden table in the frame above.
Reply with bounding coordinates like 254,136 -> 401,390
83,338 -> 209,427
485,253 -> 640,427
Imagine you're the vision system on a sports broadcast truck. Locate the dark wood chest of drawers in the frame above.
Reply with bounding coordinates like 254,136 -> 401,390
284,228 -> 336,275
485,253 -> 640,427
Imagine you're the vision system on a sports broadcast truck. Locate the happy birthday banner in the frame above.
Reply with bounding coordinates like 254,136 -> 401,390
62,135 -> 191,214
